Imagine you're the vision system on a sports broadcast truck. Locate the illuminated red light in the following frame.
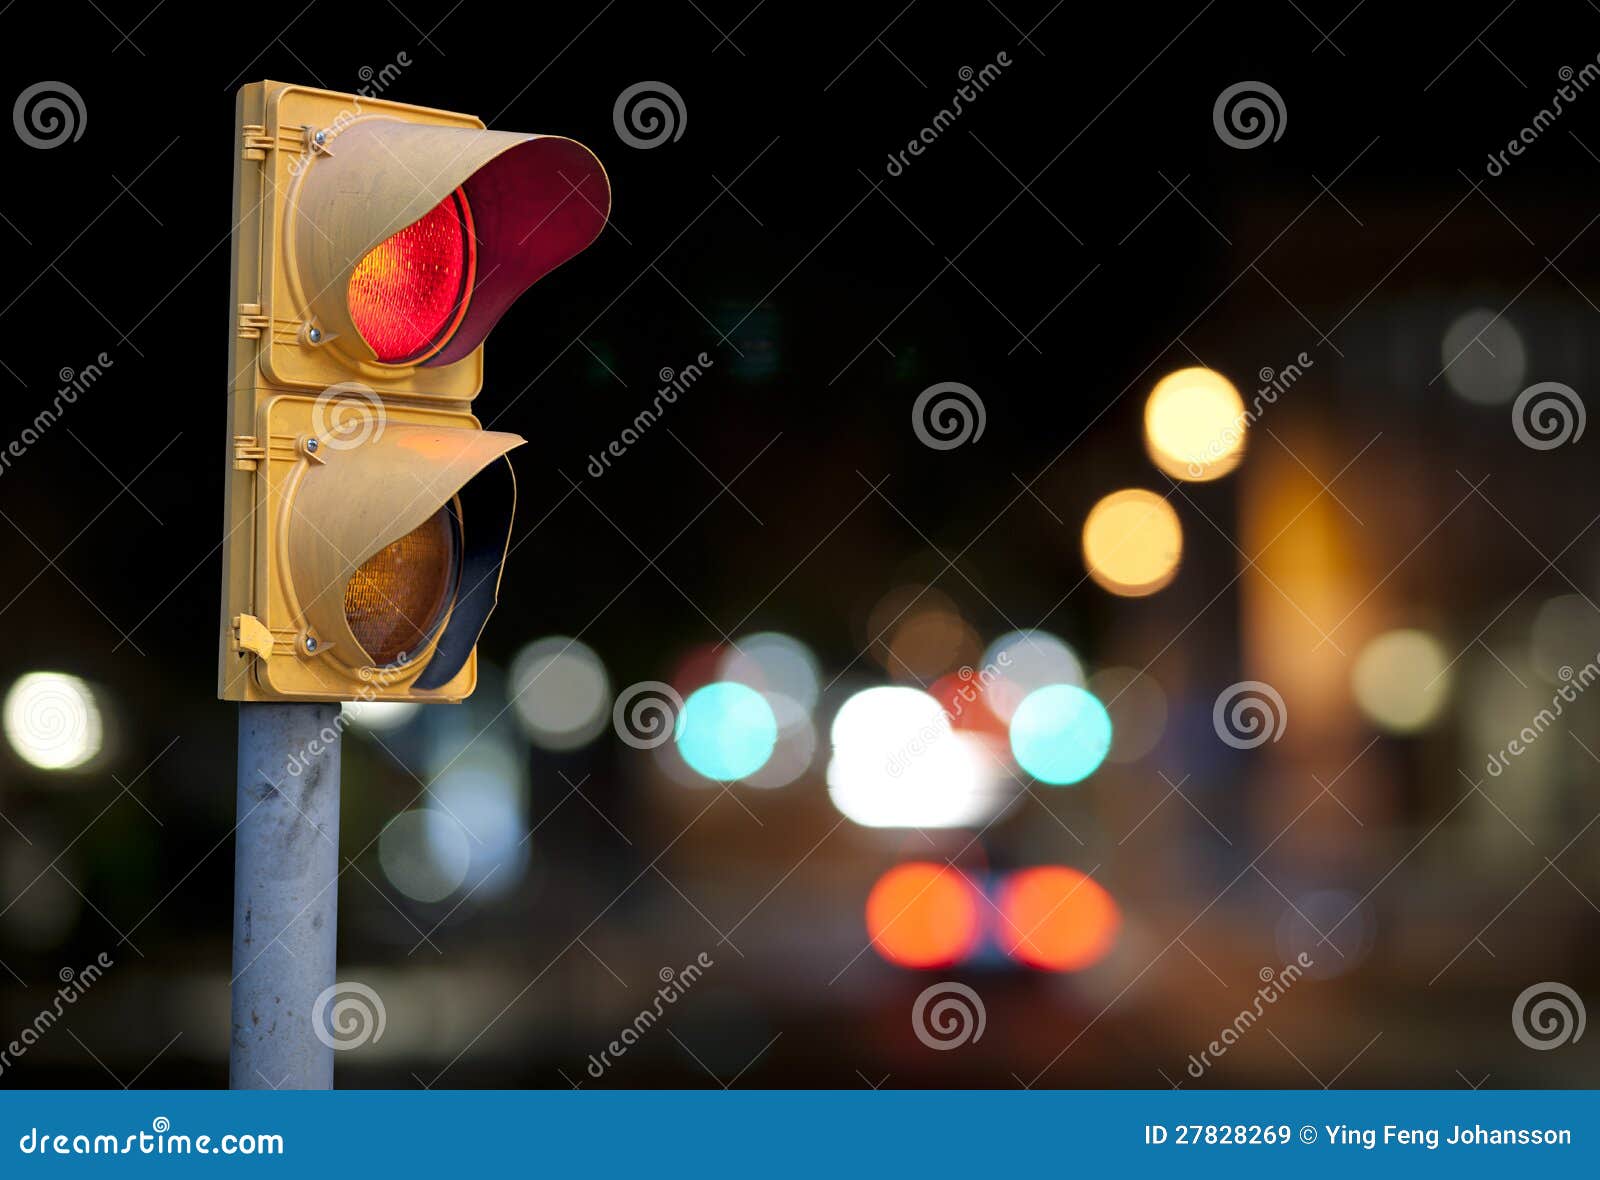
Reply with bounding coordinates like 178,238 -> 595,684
348,187 -> 476,364
866,862 -> 982,969
997,866 -> 1120,972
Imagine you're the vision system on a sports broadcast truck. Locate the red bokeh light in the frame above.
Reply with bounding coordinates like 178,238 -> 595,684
997,866 -> 1120,971
866,862 -> 982,969
348,187 -> 476,364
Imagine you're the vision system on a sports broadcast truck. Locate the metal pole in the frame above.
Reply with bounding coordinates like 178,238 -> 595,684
229,702 -> 342,1090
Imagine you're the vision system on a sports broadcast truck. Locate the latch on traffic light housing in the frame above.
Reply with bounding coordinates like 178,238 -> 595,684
219,81 -> 610,703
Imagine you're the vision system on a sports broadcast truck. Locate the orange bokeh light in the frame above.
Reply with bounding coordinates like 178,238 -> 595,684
997,866 -> 1120,971
866,862 -> 982,969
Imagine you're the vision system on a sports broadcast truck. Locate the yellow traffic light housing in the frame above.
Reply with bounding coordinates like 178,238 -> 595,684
219,81 -> 609,702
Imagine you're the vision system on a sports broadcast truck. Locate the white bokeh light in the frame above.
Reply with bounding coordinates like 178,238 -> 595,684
3,672 -> 103,772
341,700 -> 421,732
378,809 -> 472,903
509,637 -> 611,750
718,632 -> 821,711
981,630 -> 1085,722
826,686 -> 1014,828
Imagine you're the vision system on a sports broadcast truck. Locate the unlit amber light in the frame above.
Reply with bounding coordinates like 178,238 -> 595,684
344,506 -> 459,667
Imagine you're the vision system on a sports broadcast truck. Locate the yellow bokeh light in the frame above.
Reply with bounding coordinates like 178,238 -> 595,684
1144,367 -> 1247,481
1082,489 -> 1182,596
1351,629 -> 1452,733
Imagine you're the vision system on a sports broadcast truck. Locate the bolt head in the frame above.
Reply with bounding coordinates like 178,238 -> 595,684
305,437 -> 319,454
307,326 -> 323,344
313,129 -> 327,146
304,636 -> 318,653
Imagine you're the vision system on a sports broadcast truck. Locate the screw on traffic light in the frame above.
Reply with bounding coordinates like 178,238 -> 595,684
219,80 -> 610,704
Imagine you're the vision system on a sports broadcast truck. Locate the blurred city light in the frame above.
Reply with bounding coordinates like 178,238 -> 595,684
718,631 -> 822,711
1441,308 -> 1525,404
1088,667 -> 1168,763
1009,684 -> 1113,785
865,862 -> 983,968
509,636 -> 611,751
997,866 -> 1120,971
3,671 -> 103,772
378,808 -> 473,903
1530,594 -> 1600,685
341,700 -> 421,732
1143,366 -> 1247,481
827,686 -> 1015,828
675,681 -> 779,781
1350,628 -> 1452,733
981,629 -> 1084,722
866,585 -> 980,680
740,692 -> 816,789
1081,488 -> 1183,596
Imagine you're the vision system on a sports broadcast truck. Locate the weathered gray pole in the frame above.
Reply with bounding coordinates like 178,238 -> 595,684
229,702 -> 342,1090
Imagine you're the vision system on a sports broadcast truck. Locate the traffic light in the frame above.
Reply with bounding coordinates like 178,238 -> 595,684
218,81 -> 609,702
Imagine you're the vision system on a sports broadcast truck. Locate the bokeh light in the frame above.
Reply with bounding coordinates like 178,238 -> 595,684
866,862 -> 983,968
718,632 -> 821,711
997,866 -> 1120,971
1350,628 -> 1452,733
1143,366 -> 1247,481
865,585 -> 981,680
3,671 -> 103,771
1009,684 -> 1112,785
827,686 -> 1015,828
675,681 -> 779,781
1530,594 -> 1600,684
378,809 -> 472,902
741,692 -> 817,789
1441,308 -> 1526,404
1088,667 -> 1168,763
341,700 -> 421,732
1081,488 -> 1183,596
981,629 -> 1085,722
509,636 -> 611,750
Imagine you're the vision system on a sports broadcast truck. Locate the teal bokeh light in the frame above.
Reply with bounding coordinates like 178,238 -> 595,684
1010,684 -> 1113,785
675,682 -> 778,781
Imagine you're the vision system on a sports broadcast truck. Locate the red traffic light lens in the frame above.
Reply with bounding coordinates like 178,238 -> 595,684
348,188 -> 477,365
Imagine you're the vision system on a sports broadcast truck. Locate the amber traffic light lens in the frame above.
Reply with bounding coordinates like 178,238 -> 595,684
347,187 -> 477,365
344,506 -> 461,667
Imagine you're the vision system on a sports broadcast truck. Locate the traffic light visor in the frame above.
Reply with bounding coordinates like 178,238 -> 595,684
293,120 -> 610,370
